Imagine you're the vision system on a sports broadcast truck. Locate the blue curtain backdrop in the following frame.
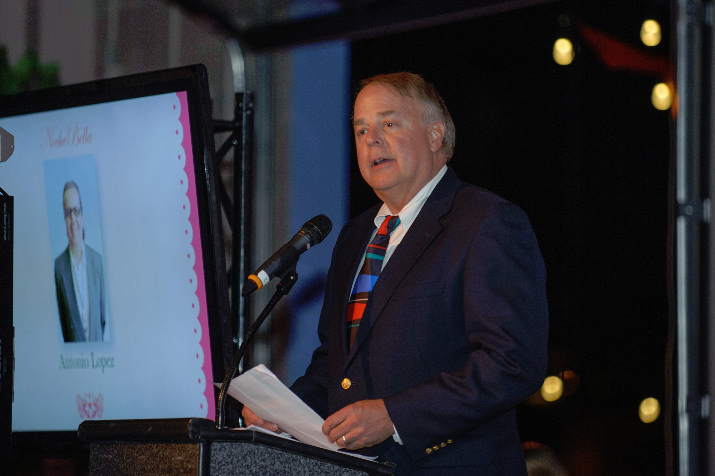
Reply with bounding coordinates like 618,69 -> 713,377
285,40 -> 350,384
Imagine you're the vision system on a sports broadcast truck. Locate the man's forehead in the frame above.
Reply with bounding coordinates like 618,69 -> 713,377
353,109 -> 399,125
63,188 -> 79,203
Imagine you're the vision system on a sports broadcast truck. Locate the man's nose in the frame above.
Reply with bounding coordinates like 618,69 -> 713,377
366,127 -> 383,145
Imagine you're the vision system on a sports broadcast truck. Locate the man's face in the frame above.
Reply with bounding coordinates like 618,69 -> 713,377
63,187 -> 83,249
353,84 -> 445,211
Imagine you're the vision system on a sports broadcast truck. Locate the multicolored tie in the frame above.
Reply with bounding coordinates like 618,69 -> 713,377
347,215 -> 401,348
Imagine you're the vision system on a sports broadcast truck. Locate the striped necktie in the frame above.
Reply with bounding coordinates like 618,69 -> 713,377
347,215 -> 401,348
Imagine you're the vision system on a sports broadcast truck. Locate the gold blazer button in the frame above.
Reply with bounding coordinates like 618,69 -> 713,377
341,378 -> 351,389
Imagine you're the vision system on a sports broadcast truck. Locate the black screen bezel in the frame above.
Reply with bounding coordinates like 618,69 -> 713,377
0,64 -> 232,458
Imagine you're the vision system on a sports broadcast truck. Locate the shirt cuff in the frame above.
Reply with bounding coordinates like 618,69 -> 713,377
392,425 -> 404,445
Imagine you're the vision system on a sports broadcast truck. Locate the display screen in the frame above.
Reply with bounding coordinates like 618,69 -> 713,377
0,65 -> 229,435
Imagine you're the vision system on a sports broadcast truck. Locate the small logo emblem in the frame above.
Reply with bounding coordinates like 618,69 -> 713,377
77,392 -> 104,419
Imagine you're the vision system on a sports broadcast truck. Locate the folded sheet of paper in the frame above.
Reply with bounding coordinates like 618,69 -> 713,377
224,364 -> 341,452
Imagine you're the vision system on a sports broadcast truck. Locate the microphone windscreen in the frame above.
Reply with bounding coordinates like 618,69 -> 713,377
303,215 -> 332,245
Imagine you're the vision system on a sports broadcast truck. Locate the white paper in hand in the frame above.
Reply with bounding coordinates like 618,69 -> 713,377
226,364 -> 340,451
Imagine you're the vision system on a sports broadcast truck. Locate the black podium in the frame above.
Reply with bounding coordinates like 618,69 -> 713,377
78,418 -> 396,475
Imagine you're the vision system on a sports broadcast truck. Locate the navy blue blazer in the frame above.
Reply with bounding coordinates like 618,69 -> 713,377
55,244 -> 107,342
292,167 -> 548,474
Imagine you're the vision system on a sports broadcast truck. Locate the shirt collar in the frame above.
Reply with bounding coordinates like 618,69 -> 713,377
69,243 -> 86,268
374,165 -> 447,232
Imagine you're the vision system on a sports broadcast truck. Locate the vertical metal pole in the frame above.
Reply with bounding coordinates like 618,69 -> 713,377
708,3 -> 715,475
213,40 -> 255,428
225,39 -> 253,373
233,91 -> 254,373
675,1 -> 711,474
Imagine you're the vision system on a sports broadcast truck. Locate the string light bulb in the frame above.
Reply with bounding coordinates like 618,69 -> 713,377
553,38 -> 575,66
540,375 -> 564,402
639,397 -> 661,423
641,19 -> 662,47
651,82 -> 673,110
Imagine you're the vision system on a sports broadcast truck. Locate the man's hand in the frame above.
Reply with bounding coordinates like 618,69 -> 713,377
322,399 -> 394,450
241,406 -> 281,433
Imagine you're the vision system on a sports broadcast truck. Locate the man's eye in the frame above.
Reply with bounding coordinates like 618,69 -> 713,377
384,122 -> 394,128
356,129 -> 367,136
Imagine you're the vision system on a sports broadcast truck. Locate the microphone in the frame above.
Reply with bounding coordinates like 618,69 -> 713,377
242,214 -> 332,296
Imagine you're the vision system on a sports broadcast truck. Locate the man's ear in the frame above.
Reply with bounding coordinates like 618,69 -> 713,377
428,121 -> 446,152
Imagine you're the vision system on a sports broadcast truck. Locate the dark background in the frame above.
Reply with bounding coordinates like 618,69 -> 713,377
350,1 -> 672,474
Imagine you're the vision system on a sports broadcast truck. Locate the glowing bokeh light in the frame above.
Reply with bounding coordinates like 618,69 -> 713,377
641,19 -> 662,47
651,82 -> 672,110
540,375 -> 564,402
639,397 -> 661,423
553,38 -> 574,66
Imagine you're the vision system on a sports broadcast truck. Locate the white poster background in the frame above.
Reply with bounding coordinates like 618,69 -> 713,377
0,92 -> 214,431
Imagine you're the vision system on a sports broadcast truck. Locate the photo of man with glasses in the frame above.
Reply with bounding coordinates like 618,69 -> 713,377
54,180 -> 106,342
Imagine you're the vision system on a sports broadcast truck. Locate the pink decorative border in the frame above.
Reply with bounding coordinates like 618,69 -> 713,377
177,91 -> 215,419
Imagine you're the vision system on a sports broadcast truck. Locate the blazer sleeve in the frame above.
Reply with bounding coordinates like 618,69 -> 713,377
383,200 -> 549,462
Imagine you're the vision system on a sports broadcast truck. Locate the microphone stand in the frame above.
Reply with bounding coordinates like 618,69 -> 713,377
215,269 -> 298,430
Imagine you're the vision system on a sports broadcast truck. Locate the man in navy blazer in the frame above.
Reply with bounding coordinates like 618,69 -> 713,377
244,72 -> 548,474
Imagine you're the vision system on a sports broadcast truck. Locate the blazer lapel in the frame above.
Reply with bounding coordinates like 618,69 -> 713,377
61,250 -> 86,342
346,168 -> 461,360
338,212 -> 379,357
